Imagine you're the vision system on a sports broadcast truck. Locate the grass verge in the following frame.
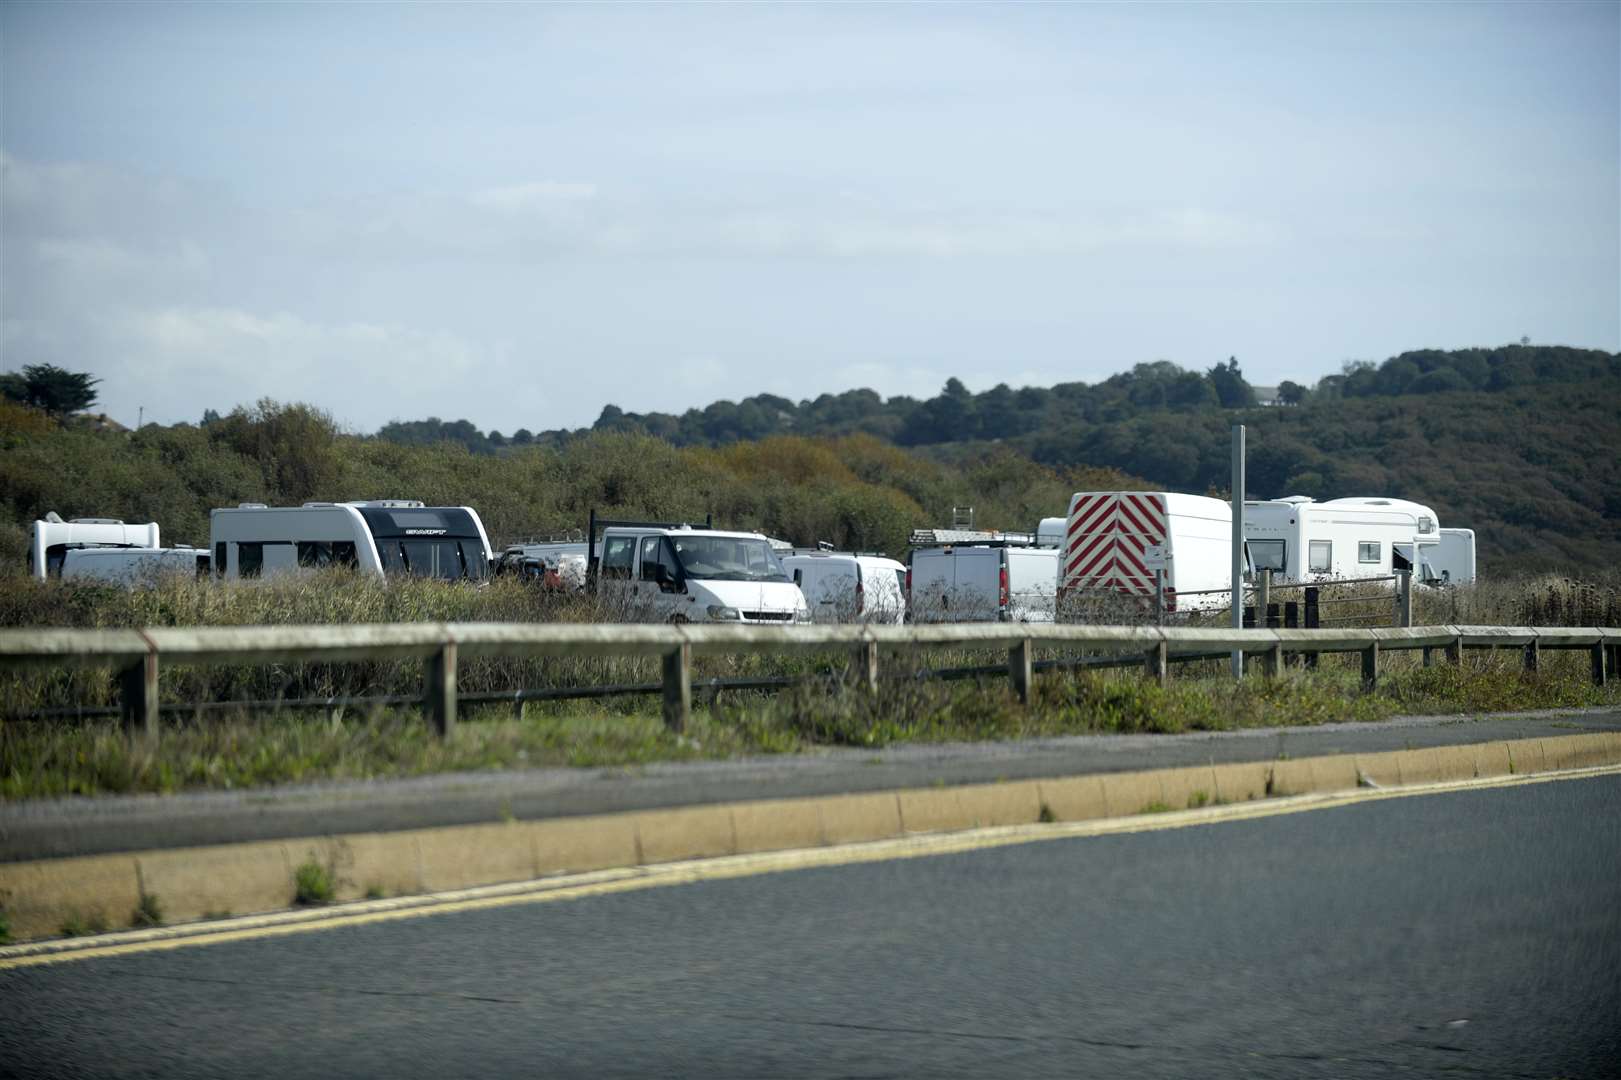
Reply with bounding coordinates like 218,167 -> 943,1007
3,651 -> 1615,800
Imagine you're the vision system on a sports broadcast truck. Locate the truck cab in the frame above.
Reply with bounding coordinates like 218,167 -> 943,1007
588,513 -> 808,624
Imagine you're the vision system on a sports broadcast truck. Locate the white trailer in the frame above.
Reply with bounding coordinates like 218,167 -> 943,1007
1425,527 -> 1476,585
210,500 -> 493,581
908,544 -> 1059,623
1242,496 -> 1439,585
30,514 -> 161,580
61,547 -> 210,585
782,550 -> 908,624
1061,492 -> 1234,613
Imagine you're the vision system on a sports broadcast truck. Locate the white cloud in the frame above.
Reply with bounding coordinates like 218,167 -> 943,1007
470,181 -> 598,212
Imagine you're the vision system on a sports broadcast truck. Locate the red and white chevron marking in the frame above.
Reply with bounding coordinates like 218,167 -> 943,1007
1063,493 -> 1170,605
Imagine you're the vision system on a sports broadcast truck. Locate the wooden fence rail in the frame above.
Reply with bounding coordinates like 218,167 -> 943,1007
2,623 -> 1615,739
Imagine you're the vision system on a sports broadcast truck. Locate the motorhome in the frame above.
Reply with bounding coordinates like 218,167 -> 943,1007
1424,527 -> 1476,585
210,501 -> 493,581
586,513 -> 809,624
1060,492 -> 1236,613
61,547 -> 210,585
781,549 -> 907,624
29,514 -> 161,580
908,542 -> 1059,623
1242,496 -> 1440,585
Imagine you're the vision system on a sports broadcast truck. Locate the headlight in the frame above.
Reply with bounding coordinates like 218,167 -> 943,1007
794,608 -> 811,623
706,605 -> 741,620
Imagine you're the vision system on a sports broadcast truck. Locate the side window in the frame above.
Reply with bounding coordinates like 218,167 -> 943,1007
1308,540 -> 1332,573
214,542 -> 227,578
1358,541 -> 1380,564
239,542 -> 264,578
377,541 -> 405,573
196,554 -> 212,579
792,568 -> 803,586
639,536 -> 663,581
332,541 -> 358,568
602,536 -> 635,580
1249,540 -> 1285,572
297,541 -> 332,567
45,544 -> 69,578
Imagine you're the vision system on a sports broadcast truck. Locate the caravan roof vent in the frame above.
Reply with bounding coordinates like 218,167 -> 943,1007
302,502 -> 337,508
237,503 -> 268,509
1279,495 -> 1313,504
68,517 -> 125,525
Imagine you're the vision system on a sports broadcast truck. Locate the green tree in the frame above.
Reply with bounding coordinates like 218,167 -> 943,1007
1206,358 -> 1256,408
1,364 -> 101,415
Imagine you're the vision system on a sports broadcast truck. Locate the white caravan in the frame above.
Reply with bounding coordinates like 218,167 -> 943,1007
1061,492 -> 1235,613
210,501 -> 493,581
61,547 -> 210,585
908,544 -> 1060,623
781,550 -> 908,624
30,514 -> 161,580
1242,496 -> 1439,585
1424,528 -> 1476,585
588,516 -> 809,624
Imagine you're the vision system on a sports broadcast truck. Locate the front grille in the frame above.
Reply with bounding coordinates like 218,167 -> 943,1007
741,610 -> 794,622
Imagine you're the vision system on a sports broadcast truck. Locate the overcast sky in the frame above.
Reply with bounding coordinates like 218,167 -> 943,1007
2,1 -> 1616,434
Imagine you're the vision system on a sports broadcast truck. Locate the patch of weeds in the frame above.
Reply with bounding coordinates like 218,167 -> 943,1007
131,892 -> 164,928
1038,802 -> 1056,824
293,859 -> 336,905
498,799 -> 515,824
59,909 -> 109,938
0,909 -> 10,945
364,885 -> 386,901
1139,800 -> 1173,814
1187,790 -> 1210,809
203,909 -> 233,921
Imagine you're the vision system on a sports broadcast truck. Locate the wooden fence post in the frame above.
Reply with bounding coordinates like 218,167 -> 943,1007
1396,570 -> 1413,628
1445,635 -> 1463,667
854,639 -> 879,695
1263,641 -> 1283,680
1008,638 -> 1033,704
119,651 -> 159,741
1144,640 -> 1168,689
662,642 -> 691,734
1523,638 -> 1539,673
1361,641 -> 1379,689
424,641 -> 457,738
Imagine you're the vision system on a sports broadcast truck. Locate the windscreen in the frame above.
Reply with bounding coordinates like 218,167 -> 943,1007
670,536 -> 789,582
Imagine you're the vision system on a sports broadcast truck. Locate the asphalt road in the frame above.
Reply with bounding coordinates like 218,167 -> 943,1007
4,774 -> 1619,1079
7,708 -> 1619,860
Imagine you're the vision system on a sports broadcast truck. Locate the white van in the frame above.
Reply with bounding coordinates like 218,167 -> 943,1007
1424,527 -> 1476,585
781,550 -> 908,624
61,547 -> 210,585
1243,496 -> 1439,585
1061,492 -> 1235,613
588,516 -> 809,624
210,500 -> 493,581
30,514 -> 161,580
908,544 -> 1059,623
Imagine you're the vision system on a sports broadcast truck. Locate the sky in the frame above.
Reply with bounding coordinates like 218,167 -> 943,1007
2,1 -> 1616,434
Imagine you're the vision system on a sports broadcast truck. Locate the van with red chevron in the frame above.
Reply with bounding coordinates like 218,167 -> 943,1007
1060,492 -> 1236,615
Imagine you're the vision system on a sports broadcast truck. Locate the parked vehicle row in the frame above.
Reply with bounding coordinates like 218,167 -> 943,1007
27,487 -> 1475,625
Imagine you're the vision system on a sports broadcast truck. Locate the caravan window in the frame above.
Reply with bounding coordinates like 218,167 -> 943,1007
238,543 -> 263,578
1249,540 -> 1286,573
1358,541 -> 1380,564
1309,540 -> 1332,573
297,541 -> 360,569
214,543 -> 226,578
399,539 -> 484,580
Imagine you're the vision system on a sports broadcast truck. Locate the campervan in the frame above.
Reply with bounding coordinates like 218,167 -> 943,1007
1060,492 -> 1236,613
908,543 -> 1059,623
29,514 -> 161,580
61,547 -> 210,585
781,550 -> 907,624
1243,496 -> 1440,585
587,514 -> 809,624
209,501 -> 493,581
1425,527 -> 1476,585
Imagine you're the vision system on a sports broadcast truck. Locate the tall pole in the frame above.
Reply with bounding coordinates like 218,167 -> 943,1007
1231,424 -> 1245,679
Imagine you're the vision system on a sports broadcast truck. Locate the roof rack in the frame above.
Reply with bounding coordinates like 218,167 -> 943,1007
908,528 -> 1037,548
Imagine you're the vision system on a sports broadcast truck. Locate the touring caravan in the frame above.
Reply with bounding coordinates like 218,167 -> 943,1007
61,547 -> 210,585
1242,496 -> 1440,585
30,514 -> 161,580
210,501 -> 493,581
1060,492 -> 1236,613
